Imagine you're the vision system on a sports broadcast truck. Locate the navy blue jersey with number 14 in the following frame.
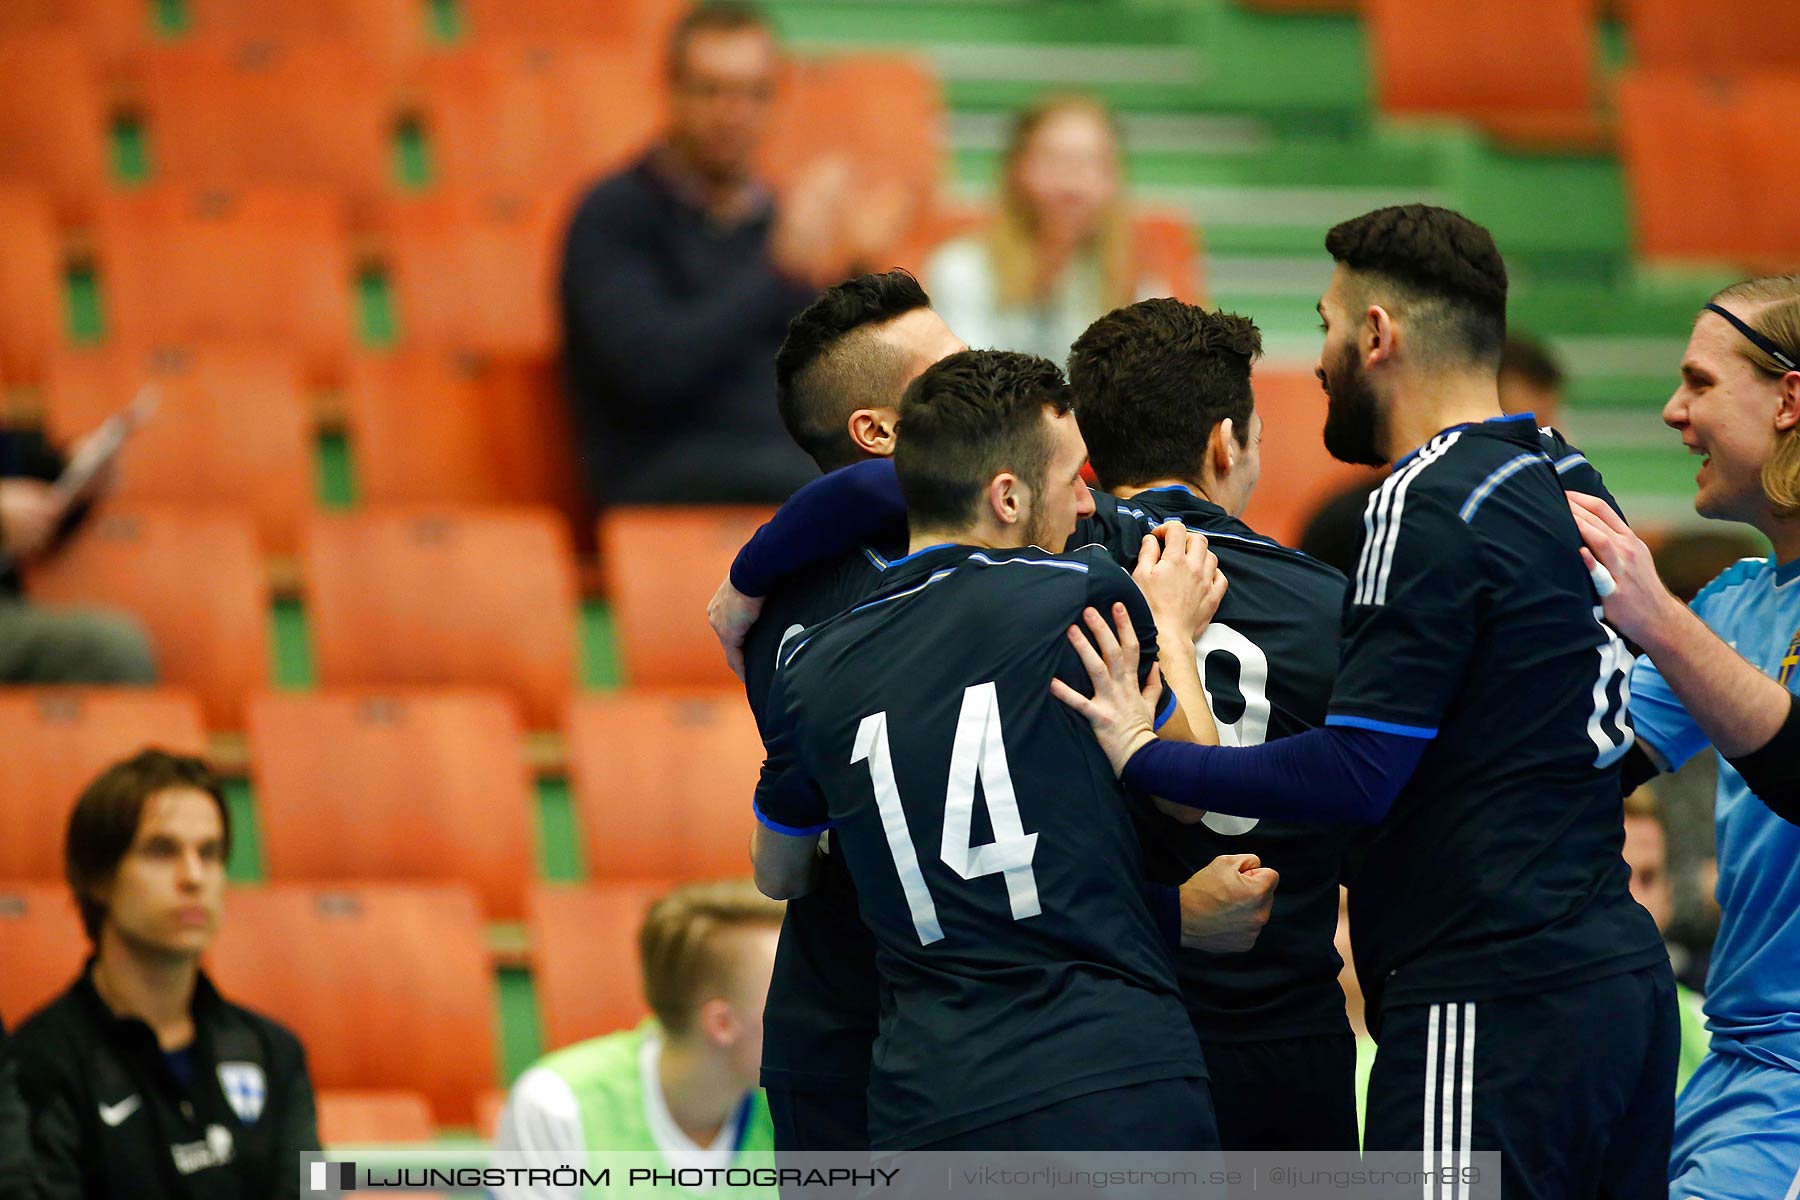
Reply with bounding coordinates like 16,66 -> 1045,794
753,542 -> 1206,1150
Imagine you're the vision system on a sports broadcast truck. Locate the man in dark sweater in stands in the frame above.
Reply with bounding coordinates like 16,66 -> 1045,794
561,1 -> 905,508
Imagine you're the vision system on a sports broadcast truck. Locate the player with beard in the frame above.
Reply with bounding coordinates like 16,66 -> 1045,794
1057,206 -> 1678,1198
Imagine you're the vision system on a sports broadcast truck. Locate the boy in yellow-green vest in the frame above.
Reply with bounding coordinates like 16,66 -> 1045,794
495,880 -> 783,1198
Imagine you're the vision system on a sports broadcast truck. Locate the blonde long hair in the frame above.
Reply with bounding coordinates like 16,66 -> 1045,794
987,94 -> 1134,312
1710,274 -> 1800,517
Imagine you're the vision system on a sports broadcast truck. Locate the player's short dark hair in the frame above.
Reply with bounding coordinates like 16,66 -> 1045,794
1067,299 -> 1263,493
776,270 -> 933,471
1499,334 -> 1565,392
66,749 -> 230,943
667,1 -> 773,81
1325,204 -> 1509,367
896,350 -> 1073,532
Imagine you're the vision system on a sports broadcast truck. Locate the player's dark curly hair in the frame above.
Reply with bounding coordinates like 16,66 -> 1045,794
896,350 -> 1072,531
1325,204 -> 1508,367
776,270 -> 933,471
1067,299 -> 1263,493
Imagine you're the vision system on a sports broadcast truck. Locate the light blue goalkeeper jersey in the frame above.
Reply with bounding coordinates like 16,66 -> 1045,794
1628,554 -> 1800,1072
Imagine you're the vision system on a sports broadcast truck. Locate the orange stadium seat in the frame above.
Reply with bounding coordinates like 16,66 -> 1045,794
207,883 -> 496,1125
141,42 -> 399,197
1734,74 -> 1800,268
567,691 -> 762,881
598,506 -> 775,689
95,187 -> 354,385
303,509 -> 578,728
1239,370 -> 1383,548
458,0 -> 682,50
0,34 -> 112,204
0,689 -> 206,882
1622,0 -> 1800,71
44,343 -> 315,554
248,689 -> 536,920
529,882 -> 674,1051
346,349 -> 582,517
0,187 -> 66,384
1366,0 -> 1602,147
0,885 -> 85,1027
24,510 -> 270,728
1617,71 -> 1764,266
315,1090 -> 436,1146
420,43 -> 661,199
1130,211 -> 1205,305
378,193 -> 562,355
181,0 -> 431,66
476,1089 -> 508,1140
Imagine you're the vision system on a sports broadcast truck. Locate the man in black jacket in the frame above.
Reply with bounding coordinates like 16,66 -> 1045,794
14,749 -> 319,1199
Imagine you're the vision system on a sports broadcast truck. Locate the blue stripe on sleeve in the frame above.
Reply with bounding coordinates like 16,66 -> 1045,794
1153,689 -> 1177,731
1325,713 -> 1439,739
753,803 -> 832,838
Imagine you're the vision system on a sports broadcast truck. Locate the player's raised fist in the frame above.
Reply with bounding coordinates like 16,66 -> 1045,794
1179,853 -> 1280,953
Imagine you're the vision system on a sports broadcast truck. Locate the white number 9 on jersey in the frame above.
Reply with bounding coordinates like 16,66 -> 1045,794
1195,622 -> 1270,836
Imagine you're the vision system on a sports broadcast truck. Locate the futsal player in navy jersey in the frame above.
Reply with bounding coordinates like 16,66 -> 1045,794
750,350 -> 1227,1151
736,274 -> 1275,1156
1064,299 -> 1359,1152
743,271 -> 963,1155
1059,207 -> 1677,1197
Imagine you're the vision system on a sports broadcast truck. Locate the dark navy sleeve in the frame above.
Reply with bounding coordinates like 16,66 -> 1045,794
751,663 -> 832,836
1542,429 -> 1626,520
730,459 -> 908,596
1325,484 -> 1481,738
1072,488 -> 1150,567
1121,724 -> 1430,825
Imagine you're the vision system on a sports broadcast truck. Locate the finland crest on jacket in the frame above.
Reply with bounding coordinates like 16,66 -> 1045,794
218,1061 -> 267,1124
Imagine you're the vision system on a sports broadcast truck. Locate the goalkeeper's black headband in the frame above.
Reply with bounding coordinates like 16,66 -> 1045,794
1706,302 -> 1799,373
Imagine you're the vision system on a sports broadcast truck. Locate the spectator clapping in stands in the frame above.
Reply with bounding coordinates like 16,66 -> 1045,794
561,2 -> 908,510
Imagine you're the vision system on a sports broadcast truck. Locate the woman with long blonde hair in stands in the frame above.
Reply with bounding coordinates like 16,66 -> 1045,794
924,94 -> 1181,361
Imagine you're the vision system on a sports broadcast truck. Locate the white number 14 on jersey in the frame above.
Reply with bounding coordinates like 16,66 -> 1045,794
853,682 -> 1041,946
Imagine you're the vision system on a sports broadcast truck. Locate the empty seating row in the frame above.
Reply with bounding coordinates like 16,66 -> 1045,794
1618,70 -> 1800,268
0,0 -> 683,67
0,183 -> 569,381
0,686 -> 764,917
24,506 -> 577,725
0,880 -> 681,1125
0,34 -> 943,227
1362,0 -> 1800,154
